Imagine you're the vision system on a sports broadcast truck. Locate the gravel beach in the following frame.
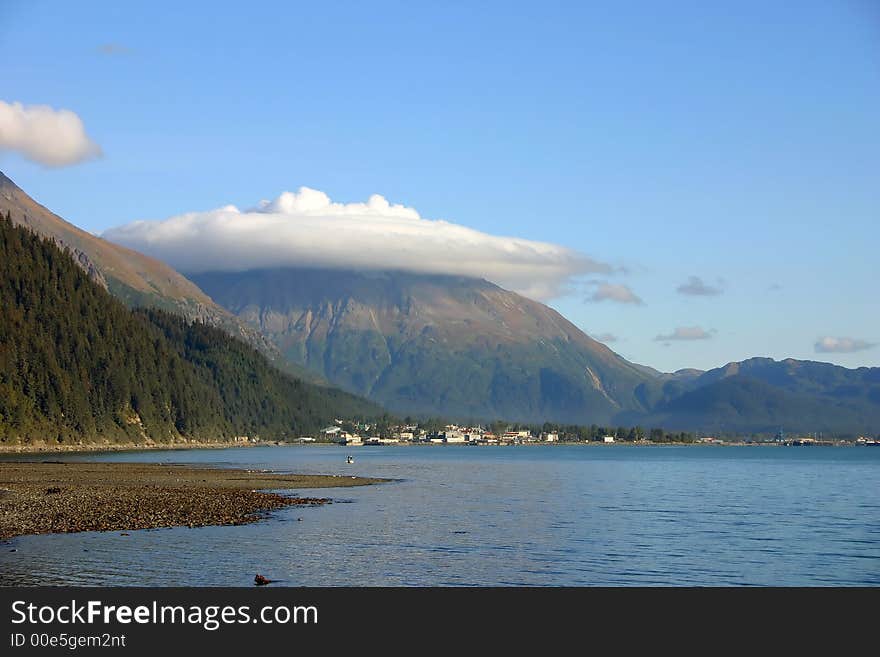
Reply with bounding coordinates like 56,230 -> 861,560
0,462 -> 385,540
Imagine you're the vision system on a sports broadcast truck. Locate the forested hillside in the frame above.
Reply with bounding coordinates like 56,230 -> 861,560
0,213 -> 380,446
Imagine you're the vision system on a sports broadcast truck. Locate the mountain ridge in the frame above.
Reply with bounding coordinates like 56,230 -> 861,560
0,170 -> 324,382
191,267 -> 657,424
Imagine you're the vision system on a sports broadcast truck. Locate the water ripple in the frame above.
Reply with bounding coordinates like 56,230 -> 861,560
2,444 -> 879,586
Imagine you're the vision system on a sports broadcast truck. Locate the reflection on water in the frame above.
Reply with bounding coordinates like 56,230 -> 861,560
1,445 -> 879,586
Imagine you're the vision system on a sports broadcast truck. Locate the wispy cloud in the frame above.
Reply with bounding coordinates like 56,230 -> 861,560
96,43 -> 131,56
655,326 -> 715,342
586,281 -> 643,305
0,100 -> 102,167
677,275 -> 723,296
592,333 -> 618,343
104,187 -> 612,301
814,336 -> 875,354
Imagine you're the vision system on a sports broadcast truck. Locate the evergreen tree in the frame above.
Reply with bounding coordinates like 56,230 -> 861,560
0,214 -> 381,446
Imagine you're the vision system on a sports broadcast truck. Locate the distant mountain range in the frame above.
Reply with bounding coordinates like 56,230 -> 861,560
623,357 -> 880,434
191,269 -> 880,435
3,170 -> 878,436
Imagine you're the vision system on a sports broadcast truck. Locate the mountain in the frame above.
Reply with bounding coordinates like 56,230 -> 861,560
622,358 -> 880,435
0,214 -> 381,447
10,171 -> 874,435
191,268 -> 880,435
695,357 -> 880,398
190,268 -> 658,424
0,171 -> 278,359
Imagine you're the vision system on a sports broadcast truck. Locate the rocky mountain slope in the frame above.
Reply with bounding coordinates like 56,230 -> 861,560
0,171 -> 278,358
192,268 -> 659,424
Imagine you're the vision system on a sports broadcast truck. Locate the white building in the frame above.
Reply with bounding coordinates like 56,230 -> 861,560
544,433 -> 558,442
341,433 -> 363,446
443,431 -> 467,444
603,436 -> 615,443
365,437 -> 401,445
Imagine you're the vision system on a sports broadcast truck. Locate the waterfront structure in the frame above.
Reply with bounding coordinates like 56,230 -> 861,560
340,433 -> 363,446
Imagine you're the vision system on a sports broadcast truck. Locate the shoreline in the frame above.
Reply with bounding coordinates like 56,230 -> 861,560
0,461 -> 386,541
0,440 -> 274,455
0,439 -> 858,457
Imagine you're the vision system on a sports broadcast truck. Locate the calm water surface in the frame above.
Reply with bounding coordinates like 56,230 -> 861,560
1,445 -> 878,586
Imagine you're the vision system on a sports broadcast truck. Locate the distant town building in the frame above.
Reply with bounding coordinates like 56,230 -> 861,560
442,430 -> 466,444
603,436 -> 615,443
341,433 -> 363,446
365,437 -> 400,445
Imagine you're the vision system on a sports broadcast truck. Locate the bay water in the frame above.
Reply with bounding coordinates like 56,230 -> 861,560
1,444 -> 878,586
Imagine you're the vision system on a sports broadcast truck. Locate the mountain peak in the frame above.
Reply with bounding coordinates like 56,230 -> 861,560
191,266 -> 652,424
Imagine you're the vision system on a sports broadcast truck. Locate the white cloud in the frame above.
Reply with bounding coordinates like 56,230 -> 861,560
104,187 -> 612,300
814,336 -> 875,354
677,275 -> 723,296
592,333 -> 618,343
0,101 -> 102,167
655,326 -> 715,341
586,281 -> 643,305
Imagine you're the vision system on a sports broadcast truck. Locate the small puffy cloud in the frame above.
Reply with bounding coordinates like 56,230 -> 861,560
814,336 -> 875,354
104,187 -> 612,300
97,43 -> 131,56
0,101 -> 102,167
586,281 -> 643,305
677,275 -> 723,296
655,326 -> 715,342
592,333 -> 618,343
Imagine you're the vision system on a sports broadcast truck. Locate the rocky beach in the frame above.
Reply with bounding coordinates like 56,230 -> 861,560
0,461 -> 385,540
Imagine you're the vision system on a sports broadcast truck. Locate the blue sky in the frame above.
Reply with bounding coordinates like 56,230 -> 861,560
1,0 -> 878,371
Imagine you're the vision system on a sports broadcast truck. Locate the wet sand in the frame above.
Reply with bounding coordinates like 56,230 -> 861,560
0,462 -> 385,540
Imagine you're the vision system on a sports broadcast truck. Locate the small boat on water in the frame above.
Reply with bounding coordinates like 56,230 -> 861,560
346,455 -> 354,464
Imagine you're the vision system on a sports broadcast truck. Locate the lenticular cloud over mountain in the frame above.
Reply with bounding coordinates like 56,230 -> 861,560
104,187 -> 611,300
